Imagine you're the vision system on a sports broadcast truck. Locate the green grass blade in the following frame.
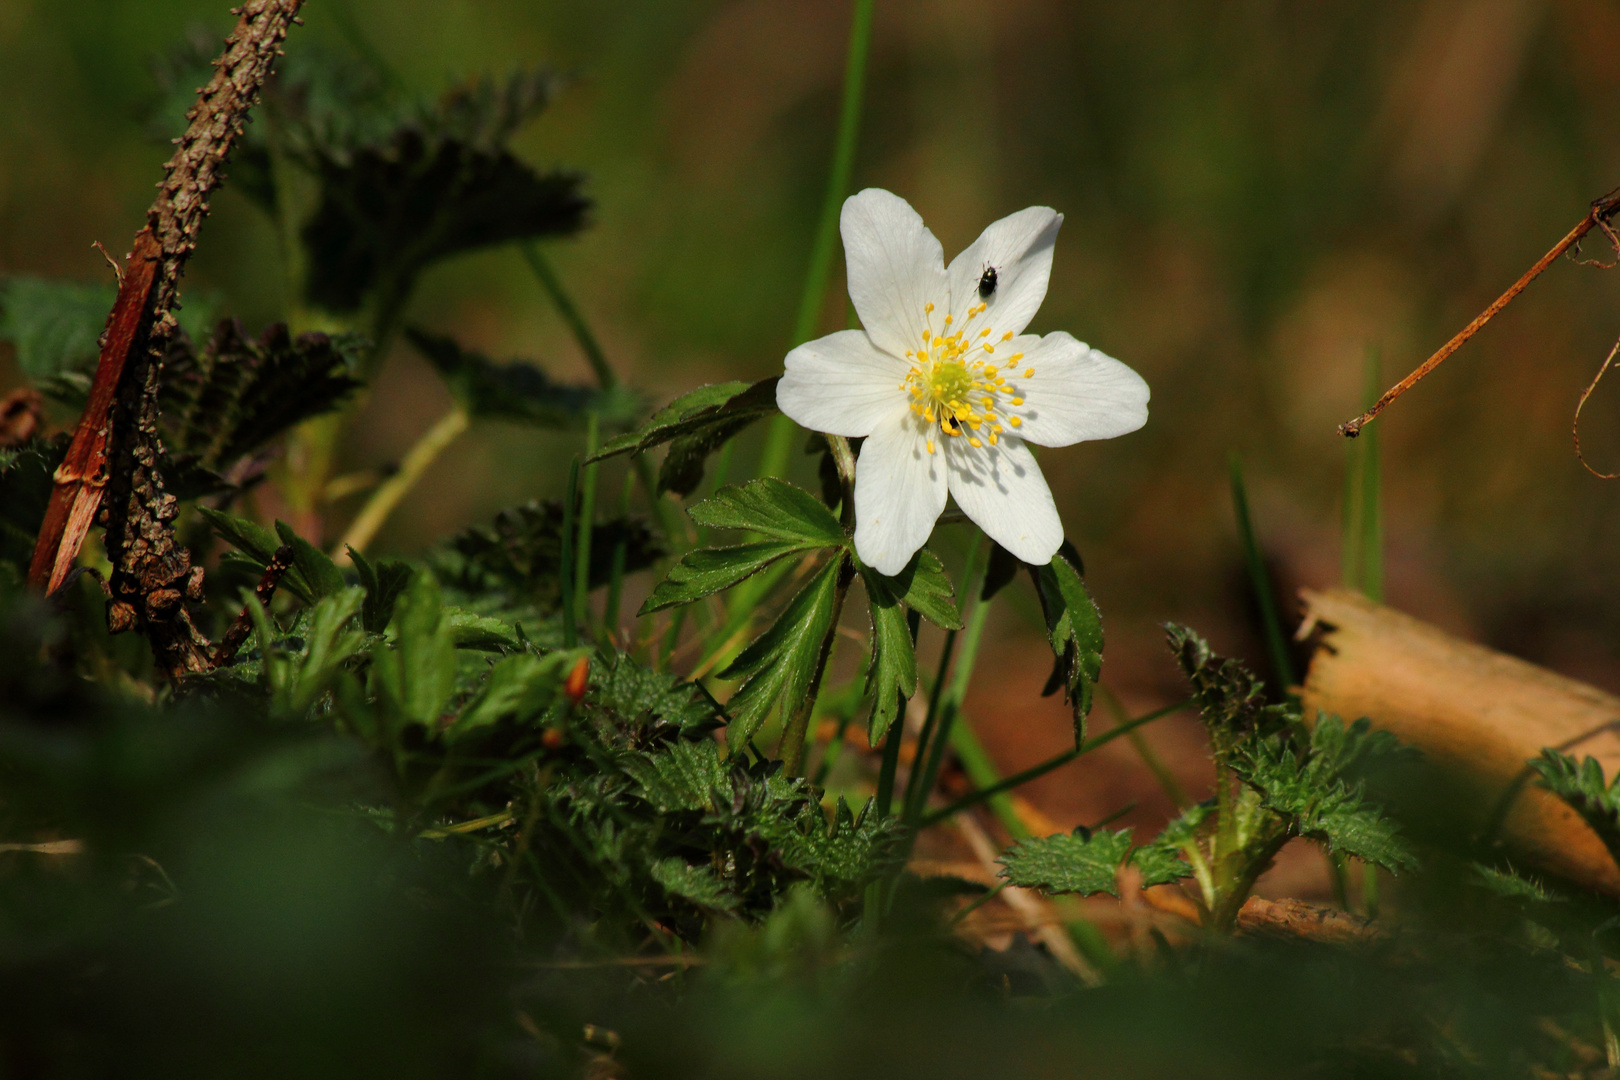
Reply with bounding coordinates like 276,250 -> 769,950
1228,452 -> 1295,690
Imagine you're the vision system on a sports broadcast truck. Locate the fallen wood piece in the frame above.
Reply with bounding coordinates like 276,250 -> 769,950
1298,587 -> 1620,896
1235,896 -> 1385,946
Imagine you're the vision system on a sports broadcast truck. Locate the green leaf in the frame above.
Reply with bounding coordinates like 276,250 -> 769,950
251,586 -> 366,716
858,563 -> 917,747
197,507 -> 315,604
883,549 -> 962,631
0,277 -> 114,379
1533,749 -> 1620,867
348,548 -> 413,633
650,857 -> 739,914
640,540 -> 808,615
718,555 -> 845,748
997,829 -> 1133,897
406,328 -> 638,430
1034,547 -> 1104,743
687,478 -> 844,546
449,649 -> 584,737
1129,843 -> 1195,888
582,651 -> 721,738
444,607 -> 520,650
371,572 -> 458,730
766,797 -> 904,893
302,125 -> 588,312
0,437 -> 64,572
161,321 -> 363,472
275,521 -> 345,601
623,737 -> 738,814
591,378 -> 779,470
1164,623 -> 1292,756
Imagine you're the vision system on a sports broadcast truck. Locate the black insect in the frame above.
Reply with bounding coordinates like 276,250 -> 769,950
977,265 -> 998,299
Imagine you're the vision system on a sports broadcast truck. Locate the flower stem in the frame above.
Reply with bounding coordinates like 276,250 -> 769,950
573,413 -> 601,637
560,456 -> 580,649
335,406 -> 469,561
757,0 -> 876,481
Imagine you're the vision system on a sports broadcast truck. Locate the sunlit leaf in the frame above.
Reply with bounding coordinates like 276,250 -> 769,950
998,829 -> 1133,897
1034,545 -> 1104,744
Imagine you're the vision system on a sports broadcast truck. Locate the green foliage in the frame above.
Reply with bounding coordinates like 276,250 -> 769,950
370,572 -> 459,729
161,320 -> 363,474
719,555 -> 846,747
198,508 -> 322,604
642,540 -> 808,614
0,436 -> 63,571
405,327 -> 638,429
999,829 -> 1133,896
0,276 -> 114,379
1533,750 -> 1620,866
592,378 -> 780,496
348,547 -> 412,633
296,71 -> 588,313
858,561 -> 916,746
686,477 -> 844,544
1033,545 -> 1104,743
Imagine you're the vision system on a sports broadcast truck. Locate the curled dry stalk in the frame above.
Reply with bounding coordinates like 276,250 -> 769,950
27,0 -> 307,680
1339,185 -> 1620,439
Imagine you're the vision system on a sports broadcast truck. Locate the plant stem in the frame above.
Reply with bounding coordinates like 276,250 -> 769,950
523,244 -> 617,389
1228,453 -> 1295,690
1342,346 -> 1383,602
1099,685 -> 1190,808
875,717 -> 904,819
946,721 -> 1029,839
335,406 -> 469,561
574,413 -> 601,635
603,472 -> 634,638
905,538 -> 988,825
757,0 -> 876,481
779,555 -> 855,776
560,457 -> 580,649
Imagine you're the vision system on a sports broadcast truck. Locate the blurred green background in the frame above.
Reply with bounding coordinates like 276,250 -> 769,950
3,0 -> 1620,840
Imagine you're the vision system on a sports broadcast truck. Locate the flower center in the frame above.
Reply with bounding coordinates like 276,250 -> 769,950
900,301 -> 1030,454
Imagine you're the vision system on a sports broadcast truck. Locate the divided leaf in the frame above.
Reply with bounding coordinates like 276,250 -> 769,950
1130,843 -> 1196,888
687,478 -> 844,546
406,328 -> 638,430
1034,547 -> 1104,744
718,555 -> 846,748
641,541 -> 808,615
998,829 -> 1134,897
592,378 -> 780,494
859,563 -> 917,747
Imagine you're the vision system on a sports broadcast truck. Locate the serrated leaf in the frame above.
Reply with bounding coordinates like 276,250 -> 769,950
1533,749 -> 1620,866
583,651 -> 721,737
275,520 -> 345,601
718,555 -> 845,748
449,649 -> 583,737
640,540 -> 807,615
766,797 -> 904,892
623,738 -> 735,814
687,478 -> 844,546
1165,623 -> 1291,752
1034,547 -> 1104,743
161,321 -> 363,472
371,572 -> 457,730
0,436 -> 64,571
406,328 -> 638,430
876,548 -> 961,631
1129,843 -> 1196,888
444,608 -> 520,650
252,585 -> 366,716
997,829 -> 1133,897
591,378 -> 779,468
1471,863 -> 1560,904
650,857 -> 739,913
302,128 -> 587,312
858,564 -> 917,746
198,507 -> 315,604
349,547 -> 413,633
0,277 -> 114,379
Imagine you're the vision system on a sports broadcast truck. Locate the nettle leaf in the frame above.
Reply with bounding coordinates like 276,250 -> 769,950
651,857 -> 739,914
161,321 -> 363,472
349,548 -> 413,633
623,737 -> 739,814
1130,843 -> 1195,888
688,478 -> 844,545
274,520 -> 346,601
406,328 -> 638,430
430,500 -> 661,610
0,277 -> 114,380
1033,546 -> 1104,744
641,541 -> 808,615
768,797 -> 904,893
249,585 -> 366,716
998,829 -> 1133,897
449,649 -> 584,737
371,572 -> 458,730
198,507 -> 317,604
0,436 -> 64,571
719,555 -> 846,748
302,120 -> 587,311
1532,750 -> 1620,866
591,378 -> 780,496
1165,623 -> 1291,750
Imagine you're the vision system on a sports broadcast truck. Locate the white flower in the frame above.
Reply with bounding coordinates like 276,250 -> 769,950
776,188 -> 1150,576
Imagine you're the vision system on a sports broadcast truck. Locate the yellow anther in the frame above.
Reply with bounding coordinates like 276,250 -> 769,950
943,314 -> 953,325
1009,416 -> 1022,427
1001,331 -> 1013,342
924,302 -> 934,313
1023,368 -> 1034,378
969,438 -> 982,448
926,440 -> 935,454
983,345 -> 995,354
979,328 -> 991,338
1012,397 -> 1024,405
989,432 -> 998,445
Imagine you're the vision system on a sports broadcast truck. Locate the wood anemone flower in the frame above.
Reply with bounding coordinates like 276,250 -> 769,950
777,188 -> 1150,575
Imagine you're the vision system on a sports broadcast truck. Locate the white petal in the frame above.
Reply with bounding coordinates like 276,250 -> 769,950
946,206 -> 1062,338
943,435 -> 1063,566
778,330 -> 911,438
841,189 -> 948,360
853,406 -> 948,576
1000,331 -> 1150,448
